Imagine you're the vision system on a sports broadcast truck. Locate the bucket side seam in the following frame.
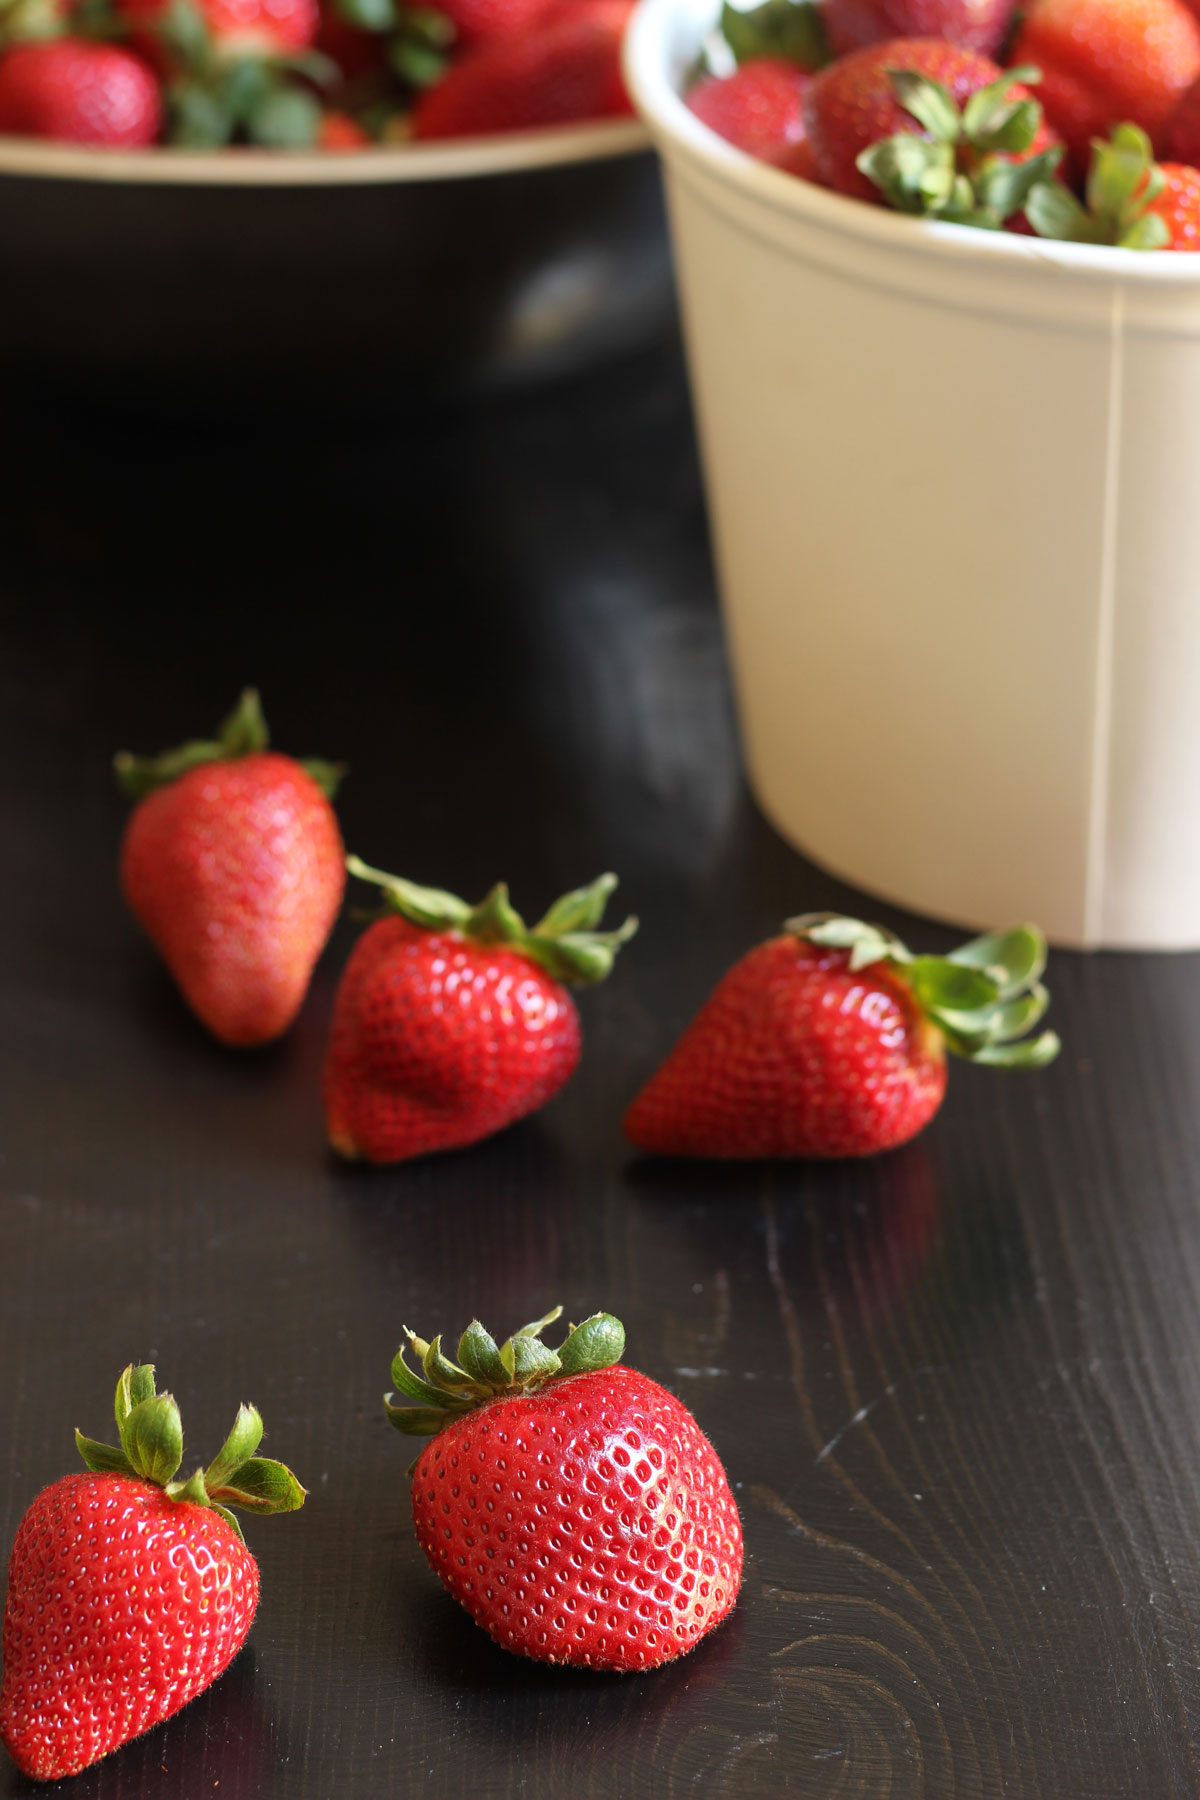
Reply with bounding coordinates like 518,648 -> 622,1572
1083,283 -> 1125,948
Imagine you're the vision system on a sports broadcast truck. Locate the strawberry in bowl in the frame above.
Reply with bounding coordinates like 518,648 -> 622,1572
0,0 -> 640,146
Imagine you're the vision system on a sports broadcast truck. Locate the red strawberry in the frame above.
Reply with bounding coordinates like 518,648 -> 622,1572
116,689 -> 346,1048
411,0 -> 633,138
823,0 -> 1013,60
685,57 -> 810,163
1008,0 -> 1200,166
0,40 -> 162,144
624,915 -> 1058,1160
803,39 -> 1059,220
0,1364 -> 304,1783
388,1307 -> 742,1670
324,859 -> 636,1163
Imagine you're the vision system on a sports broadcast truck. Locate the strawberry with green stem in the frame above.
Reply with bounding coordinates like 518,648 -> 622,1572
388,1306 -> 743,1670
804,40 -> 1061,223
624,915 -> 1060,1160
324,859 -> 636,1162
0,1365 -> 304,1783
117,688 -> 346,1046
119,0 -> 338,145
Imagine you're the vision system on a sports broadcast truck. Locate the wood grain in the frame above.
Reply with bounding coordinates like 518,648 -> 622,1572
2,349 -> 1199,1796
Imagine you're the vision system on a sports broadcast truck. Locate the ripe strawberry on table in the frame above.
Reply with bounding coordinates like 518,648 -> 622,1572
1007,0 -> 1200,166
388,1306 -> 742,1670
0,1364 -> 304,1783
686,57 -> 811,165
1026,121 -> 1200,247
116,688 -> 346,1048
324,859 -> 636,1162
410,0 -> 633,137
624,915 -> 1059,1160
0,40 -> 162,144
803,40 -> 1061,222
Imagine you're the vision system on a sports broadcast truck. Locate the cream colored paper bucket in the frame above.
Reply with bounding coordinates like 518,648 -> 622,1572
626,0 -> 1200,948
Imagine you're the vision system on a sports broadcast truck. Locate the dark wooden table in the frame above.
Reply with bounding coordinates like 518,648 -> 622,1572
2,344 -> 1198,1799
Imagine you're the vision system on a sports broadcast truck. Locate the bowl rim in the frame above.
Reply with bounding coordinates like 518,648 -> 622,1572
624,0 -> 1200,286
0,113 -> 650,186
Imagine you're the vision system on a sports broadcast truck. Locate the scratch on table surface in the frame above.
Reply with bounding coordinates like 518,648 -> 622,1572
815,1367 -> 944,1463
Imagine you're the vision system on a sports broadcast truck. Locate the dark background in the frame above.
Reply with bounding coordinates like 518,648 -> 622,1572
3,342 -> 1200,1797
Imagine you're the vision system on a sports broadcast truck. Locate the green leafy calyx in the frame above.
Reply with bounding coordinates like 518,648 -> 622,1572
857,65 -> 1062,230
1026,123 -> 1171,249
718,0 -> 828,70
75,1364 -> 307,1542
346,857 -> 637,985
386,1306 -> 626,1442
786,914 -> 1061,1068
114,687 -> 345,801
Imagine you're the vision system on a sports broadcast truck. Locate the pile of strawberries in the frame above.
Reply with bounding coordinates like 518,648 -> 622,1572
0,0 -> 634,147
0,688 -> 1060,1781
685,0 -> 1200,246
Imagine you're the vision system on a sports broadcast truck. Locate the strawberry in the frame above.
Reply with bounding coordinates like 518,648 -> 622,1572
1008,0 -> 1200,166
624,915 -> 1059,1160
823,0 -> 1013,58
0,40 -> 162,143
1026,121 -> 1200,247
0,1364 -> 304,1783
804,40 -> 1060,222
685,57 -> 810,164
324,859 -> 636,1163
116,689 -> 346,1048
410,0 -> 633,137
388,1306 -> 742,1670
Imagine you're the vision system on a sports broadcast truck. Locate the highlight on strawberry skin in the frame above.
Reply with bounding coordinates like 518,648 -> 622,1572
0,1364 -> 305,1784
623,915 -> 1060,1161
387,1305 -> 743,1671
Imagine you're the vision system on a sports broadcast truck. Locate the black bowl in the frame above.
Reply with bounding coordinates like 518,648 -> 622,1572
0,120 -> 674,412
